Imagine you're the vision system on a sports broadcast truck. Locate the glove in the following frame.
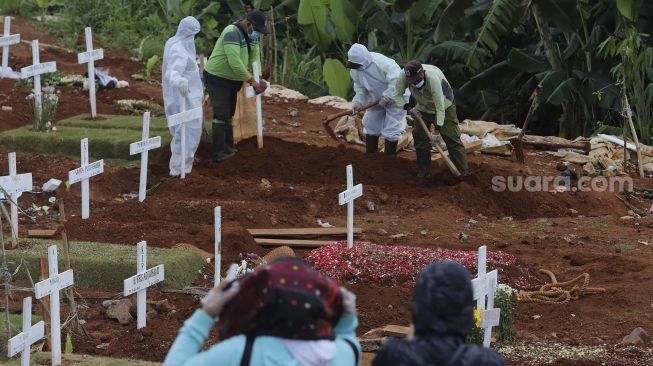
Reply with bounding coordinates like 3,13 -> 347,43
173,77 -> 190,96
431,131 -> 443,146
408,107 -> 421,119
351,102 -> 363,115
379,96 -> 393,108
201,281 -> 240,318
340,286 -> 357,316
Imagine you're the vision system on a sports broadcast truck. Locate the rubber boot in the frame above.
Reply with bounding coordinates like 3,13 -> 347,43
416,148 -> 431,178
225,122 -> 238,154
212,121 -> 235,162
366,134 -> 379,153
384,140 -> 398,156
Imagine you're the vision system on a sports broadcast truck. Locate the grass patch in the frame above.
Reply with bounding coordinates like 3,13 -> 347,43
0,114 -> 210,162
613,242 -> 636,251
590,221 -> 610,230
4,352 -> 161,365
0,312 -> 43,361
5,239 -> 205,289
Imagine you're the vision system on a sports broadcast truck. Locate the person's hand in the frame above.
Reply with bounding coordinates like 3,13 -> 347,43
379,96 -> 393,108
179,85 -> 190,96
201,281 -> 240,318
431,131 -> 443,146
255,79 -> 269,94
248,77 -> 261,91
351,102 -> 363,115
408,107 -> 421,119
340,286 -> 357,316
174,78 -> 190,96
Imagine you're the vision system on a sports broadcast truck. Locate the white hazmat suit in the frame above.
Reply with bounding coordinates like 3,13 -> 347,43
348,44 -> 407,142
162,16 -> 203,176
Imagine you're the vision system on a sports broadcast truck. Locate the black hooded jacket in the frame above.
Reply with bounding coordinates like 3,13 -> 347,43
373,261 -> 505,366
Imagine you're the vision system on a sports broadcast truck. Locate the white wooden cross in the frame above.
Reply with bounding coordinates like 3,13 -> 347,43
471,245 -> 500,348
129,112 -> 161,202
34,245 -> 74,366
68,138 -> 104,219
7,297 -> 45,366
166,102 -> 202,179
252,61 -> 263,148
215,206 -> 221,287
338,164 -> 363,249
77,27 -> 104,118
1,16 -> 20,77
0,152 -> 32,245
480,281 -> 501,347
21,40 -> 57,122
124,241 -> 165,329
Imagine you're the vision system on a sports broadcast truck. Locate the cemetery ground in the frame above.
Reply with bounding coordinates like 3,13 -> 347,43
2,17 -> 653,366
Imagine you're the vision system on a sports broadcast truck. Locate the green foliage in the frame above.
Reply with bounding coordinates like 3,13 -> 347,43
616,0 -> 635,21
298,0 -> 332,51
65,332 -> 73,354
0,312 -> 43,361
322,58 -> 350,98
146,54 -> 161,80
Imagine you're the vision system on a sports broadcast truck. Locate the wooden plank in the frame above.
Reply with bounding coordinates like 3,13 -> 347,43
28,229 -> 58,238
381,325 -> 411,337
247,227 -> 362,237
255,238 -> 335,248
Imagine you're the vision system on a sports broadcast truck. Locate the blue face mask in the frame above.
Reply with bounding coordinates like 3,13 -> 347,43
414,79 -> 425,89
249,30 -> 260,41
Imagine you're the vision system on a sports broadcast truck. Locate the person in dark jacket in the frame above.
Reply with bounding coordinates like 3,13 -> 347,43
373,261 -> 505,366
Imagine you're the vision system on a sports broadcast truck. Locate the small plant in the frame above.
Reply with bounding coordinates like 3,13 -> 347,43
145,55 -> 160,80
467,283 -> 516,345
26,86 -> 60,132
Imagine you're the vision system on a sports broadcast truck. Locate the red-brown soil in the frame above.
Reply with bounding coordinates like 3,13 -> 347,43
2,17 -> 653,365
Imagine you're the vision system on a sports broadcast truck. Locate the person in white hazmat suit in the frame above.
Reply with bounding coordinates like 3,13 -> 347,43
162,16 -> 204,177
347,43 -> 407,155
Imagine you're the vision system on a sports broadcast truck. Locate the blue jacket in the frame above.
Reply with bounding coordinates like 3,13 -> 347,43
164,309 -> 360,366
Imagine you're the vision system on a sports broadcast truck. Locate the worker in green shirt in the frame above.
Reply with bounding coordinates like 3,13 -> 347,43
204,10 -> 268,161
395,60 -> 468,179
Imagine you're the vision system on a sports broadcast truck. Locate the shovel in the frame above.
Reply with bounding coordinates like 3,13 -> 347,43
413,114 -> 461,177
322,101 -> 379,142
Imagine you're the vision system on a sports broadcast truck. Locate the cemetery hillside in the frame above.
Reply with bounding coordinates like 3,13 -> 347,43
2,1 -> 653,365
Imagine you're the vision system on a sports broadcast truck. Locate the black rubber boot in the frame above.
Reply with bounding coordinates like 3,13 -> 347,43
225,122 -> 238,154
212,121 -> 235,162
366,134 -> 379,153
384,140 -> 398,156
416,148 -> 431,178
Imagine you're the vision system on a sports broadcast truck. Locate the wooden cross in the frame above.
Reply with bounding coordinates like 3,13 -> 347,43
166,103 -> 202,179
480,280 -> 501,347
252,61 -> 263,148
215,206 -> 221,287
338,164 -> 363,249
0,152 -> 32,247
20,40 -> 57,122
77,27 -> 104,118
7,297 -> 45,366
123,241 -> 165,329
129,112 -> 161,202
68,138 -> 104,219
1,16 -> 20,77
34,245 -> 74,366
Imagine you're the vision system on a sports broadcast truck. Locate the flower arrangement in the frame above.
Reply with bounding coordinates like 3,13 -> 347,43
467,283 -> 516,345
26,86 -> 59,132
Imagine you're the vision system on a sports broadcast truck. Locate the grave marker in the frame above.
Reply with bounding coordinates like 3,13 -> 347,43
0,152 -> 32,245
1,16 -> 20,77
124,241 -> 165,329
480,281 -> 501,347
252,62 -> 263,148
129,112 -> 161,202
471,245 -> 498,310
215,206 -> 221,287
7,297 -> 45,366
21,40 -> 57,122
166,101 -> 202,179
338,164 -> 363,249
34,245 -> 74,366
77,27 -> 104,118
68,138 -> 104,219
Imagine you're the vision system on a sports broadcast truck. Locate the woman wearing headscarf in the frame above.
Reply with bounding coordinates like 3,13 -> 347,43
373,261 -> 505,366
162,16 -> 203,177
164,258 -> 360,366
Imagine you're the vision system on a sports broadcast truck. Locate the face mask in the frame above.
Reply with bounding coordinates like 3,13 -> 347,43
249,30 -> 260,41
414,79 -> 425,89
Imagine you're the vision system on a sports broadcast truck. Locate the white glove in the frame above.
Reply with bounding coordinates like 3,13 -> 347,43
201,281 -> 240,318
379,96 -> 393,108
351,102 -> 363,115
173,77 -> 190,96
340,286 -> 357,316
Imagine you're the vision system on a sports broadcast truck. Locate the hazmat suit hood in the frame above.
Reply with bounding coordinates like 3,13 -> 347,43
372,261 -> 506,366
162,16 -> 203,177
347,43 -> 373,67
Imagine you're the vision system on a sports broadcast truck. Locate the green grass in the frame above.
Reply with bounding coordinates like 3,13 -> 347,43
4,352 -> 161,365
0,114 -> 210,162
590,221 -> 610,230
0,312 -> 43,361
5,239 -> 205,289
613,242 -> 636,251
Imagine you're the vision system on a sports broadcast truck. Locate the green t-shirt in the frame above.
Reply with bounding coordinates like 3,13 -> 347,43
205,23 -> 261,82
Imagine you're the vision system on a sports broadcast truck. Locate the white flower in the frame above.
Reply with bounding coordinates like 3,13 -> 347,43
43,86 -> 55,94
25,93 -> 35,101
497,283 -> 517,296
